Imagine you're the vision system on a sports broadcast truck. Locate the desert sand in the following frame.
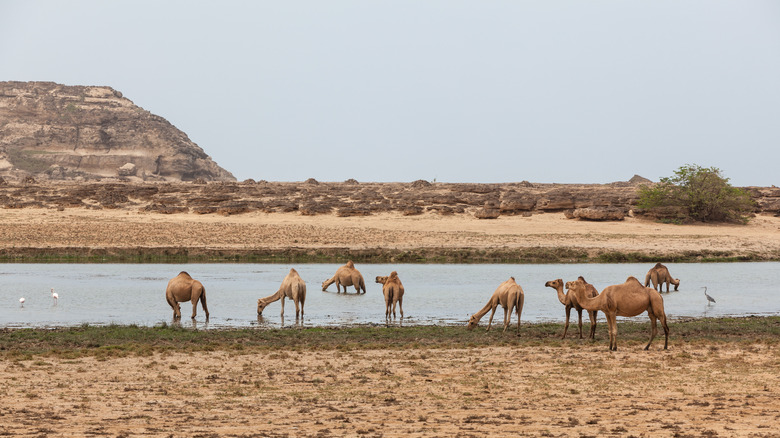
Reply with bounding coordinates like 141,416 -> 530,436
1,208 -> 780,259
2,208 -> 780,436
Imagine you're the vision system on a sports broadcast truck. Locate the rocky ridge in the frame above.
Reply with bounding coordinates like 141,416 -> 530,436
0,81 -> 235,182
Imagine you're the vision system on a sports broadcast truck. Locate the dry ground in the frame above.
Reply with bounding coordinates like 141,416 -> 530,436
2,344 -> 779,437
1,208 -> 780,259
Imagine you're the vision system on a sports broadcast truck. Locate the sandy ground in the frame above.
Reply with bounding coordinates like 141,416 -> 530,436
2,344 -> 779,437
1,208 -> 780,258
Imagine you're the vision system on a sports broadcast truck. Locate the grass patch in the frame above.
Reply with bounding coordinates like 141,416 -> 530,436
1,316 -> 778,358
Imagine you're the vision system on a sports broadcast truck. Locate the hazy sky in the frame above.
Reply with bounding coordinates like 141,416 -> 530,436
1,1 -> 779,185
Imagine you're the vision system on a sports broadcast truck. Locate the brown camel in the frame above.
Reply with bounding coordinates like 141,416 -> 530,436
257,268 -> 307,319
644,263 -> 680,292
322,260 -> 366,294
165,271 -> 209,321
376,272 -> 404,319
544,277 -> 598,339
467,277 -> 524,334
566,276 -> 669,351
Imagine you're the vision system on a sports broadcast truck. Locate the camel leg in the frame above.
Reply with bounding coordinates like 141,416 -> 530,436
280,296 -> 285,318
190,298 -> 198,319
502,304 -> 512,333
200,290 -> 209,321
606,313 -> 618,351
294,298 -> 301,319
516,293 -> 523,336
576,308 -> 584,339
645,313 -> 658,350
486,306 -> 498,332
661,314 -> 669,350
588,310 -> 597,340
167,295 -> 180,319
398,296 -> 403,319
562,305 -> 572,339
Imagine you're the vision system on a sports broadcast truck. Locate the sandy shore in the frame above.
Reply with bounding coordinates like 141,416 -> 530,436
3,344 -> 779,437
1,208 -> 779,260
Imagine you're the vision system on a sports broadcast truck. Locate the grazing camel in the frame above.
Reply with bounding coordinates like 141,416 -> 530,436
644,263 -> 680,292
376,272 -> 405,319
545,277 -> 598,339
257,268 -> 306,319
322,260 -> 366,294
165,271 -> 209,321
467,277 -> 524,334
566,276 -> 669,351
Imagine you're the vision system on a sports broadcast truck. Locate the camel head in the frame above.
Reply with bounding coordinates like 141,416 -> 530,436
672,278 -> 680,290
375,276 -> 388,285
544,279 -> 563,289
257,298 -> 268,315
565,279 -> 586,295
467,314 -> 479,330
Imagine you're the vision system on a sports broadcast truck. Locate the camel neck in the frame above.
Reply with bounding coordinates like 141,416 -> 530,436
472,301 -> 494,320
259,288 -> 285,304
553,285 -> 567,305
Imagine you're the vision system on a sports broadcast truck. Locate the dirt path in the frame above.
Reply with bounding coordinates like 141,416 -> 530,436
2,343 -> 779,437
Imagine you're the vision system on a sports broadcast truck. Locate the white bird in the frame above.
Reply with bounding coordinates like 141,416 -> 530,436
703,286 -> 716,304
19,297 -> 25,307
51,288 -> 58,305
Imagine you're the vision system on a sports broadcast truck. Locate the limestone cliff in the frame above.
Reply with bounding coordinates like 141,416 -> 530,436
0,81 -> 235,182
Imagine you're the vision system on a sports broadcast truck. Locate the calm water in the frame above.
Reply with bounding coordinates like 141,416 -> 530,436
1,263 -> 779,329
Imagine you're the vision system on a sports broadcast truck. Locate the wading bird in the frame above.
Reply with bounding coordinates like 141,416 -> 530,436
703,287 -> 716,305
19,297 -> 25,308
51,288 -> 58,305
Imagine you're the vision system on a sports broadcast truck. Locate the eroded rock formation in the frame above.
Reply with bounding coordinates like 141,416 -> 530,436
0,81 -> 235,182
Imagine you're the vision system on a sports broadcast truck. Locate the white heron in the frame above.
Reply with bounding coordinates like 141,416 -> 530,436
19,297 -> 25,307
51,288 -> 58,305
702,287 -> 716,304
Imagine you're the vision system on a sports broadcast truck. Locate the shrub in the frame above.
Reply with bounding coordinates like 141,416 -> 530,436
637,164 -> 755,223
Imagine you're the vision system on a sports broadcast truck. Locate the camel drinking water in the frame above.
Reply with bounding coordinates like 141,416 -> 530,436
545,277 -> 598,340
257,268 -> 307,319
644,263 -> 680,292
322,260 -> 366,294
467,277 -> 524,334
165,271 -> 209,321
375,272 -> 404,319
566,276 -> 669,351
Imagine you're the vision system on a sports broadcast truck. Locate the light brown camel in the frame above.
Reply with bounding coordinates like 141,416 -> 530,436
644,263 -> 680,292
165,271 -> 209,321
566,276 -> 669,351
376,272 -> 404,319
544,277 -> 598,339
257,268 -> 307,319
322,260 -> 366,294
467,277 -> 524,334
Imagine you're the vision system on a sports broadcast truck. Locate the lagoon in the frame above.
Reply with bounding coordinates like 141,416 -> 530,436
2,263 -> 778,329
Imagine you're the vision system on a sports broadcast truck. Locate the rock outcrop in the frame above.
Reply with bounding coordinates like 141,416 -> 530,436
0,81 -> 235,182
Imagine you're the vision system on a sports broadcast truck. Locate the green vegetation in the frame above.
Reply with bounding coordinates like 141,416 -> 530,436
637,164 -> 756,223
2,246 -> 777,264
1,316 -> 778,359
6,148 -> 53,174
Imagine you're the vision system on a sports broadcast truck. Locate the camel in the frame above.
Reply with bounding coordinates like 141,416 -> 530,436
376,272 -> 404,319
322,260 -> 366,294
566,276 -> 669,351
165,271 -> 209,321
544,277 -> 598,339
644,263 -> 680,292
467,277 -> 524,334
257,268 -> 306,319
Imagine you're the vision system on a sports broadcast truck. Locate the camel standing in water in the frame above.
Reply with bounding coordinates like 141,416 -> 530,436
165,271 -> 209,321
376,272 -> 404,319
467,277 -> 524,334
322,261 -> 366,294
257,268 -> 307,319
566,277 -> 669,351
644,263 -> 680,292
545,277 -> 598,340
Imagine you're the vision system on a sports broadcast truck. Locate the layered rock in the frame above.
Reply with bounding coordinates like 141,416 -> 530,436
0,81 -> 235,182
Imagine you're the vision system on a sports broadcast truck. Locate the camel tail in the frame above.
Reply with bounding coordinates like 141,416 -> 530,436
361,278 -> 366,294
644,272 -> 651,287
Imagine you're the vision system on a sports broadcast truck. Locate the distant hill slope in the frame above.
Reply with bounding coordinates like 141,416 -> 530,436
0,81 -> 235,182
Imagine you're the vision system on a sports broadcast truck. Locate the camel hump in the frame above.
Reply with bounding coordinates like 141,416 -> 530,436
654,262 -> 665,269
345,260 -> 355,268
389,271 -> 398,279
289,268 -> 298,275
578,275 -> 588,283
178,271 -> 192,278
625,276 -> 641,285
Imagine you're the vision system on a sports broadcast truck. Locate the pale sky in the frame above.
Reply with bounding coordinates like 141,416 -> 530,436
1,1 -> 779,186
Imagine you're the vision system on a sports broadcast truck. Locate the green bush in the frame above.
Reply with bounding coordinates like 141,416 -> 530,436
637,164 -> 755,223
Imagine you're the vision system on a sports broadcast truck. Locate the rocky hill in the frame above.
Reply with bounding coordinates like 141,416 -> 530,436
0,81 -> 235,182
